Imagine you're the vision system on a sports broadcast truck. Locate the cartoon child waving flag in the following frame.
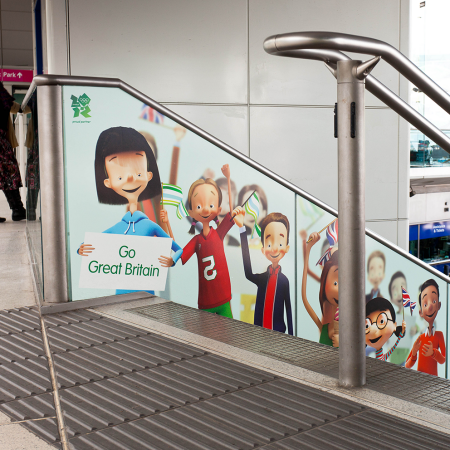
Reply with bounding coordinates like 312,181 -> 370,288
405,279 -> 446,376
365,297 -> 406,361
302,219 -> 340,347
235,210 -> 293,335
161,165 -> 242,318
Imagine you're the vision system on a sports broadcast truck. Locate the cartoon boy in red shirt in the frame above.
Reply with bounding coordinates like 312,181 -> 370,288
405,279 -> 446,376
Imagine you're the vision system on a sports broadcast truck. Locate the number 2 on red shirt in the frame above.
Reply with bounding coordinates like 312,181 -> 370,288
202,255 -> 217,281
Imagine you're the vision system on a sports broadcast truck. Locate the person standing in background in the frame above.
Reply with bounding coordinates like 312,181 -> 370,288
389,271 -> 407,314
0,82 -> 30,222
365,250 -> 386,302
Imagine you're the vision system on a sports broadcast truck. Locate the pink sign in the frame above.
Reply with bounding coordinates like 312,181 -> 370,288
1,69 -> 33,83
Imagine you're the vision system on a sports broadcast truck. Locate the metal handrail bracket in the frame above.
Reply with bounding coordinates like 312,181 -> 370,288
264,31 -> 450,117
269,48 -> 450,154
264,31 -> 450,387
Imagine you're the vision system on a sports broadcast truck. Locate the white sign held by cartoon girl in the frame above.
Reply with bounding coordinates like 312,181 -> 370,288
79,232 -> 172,291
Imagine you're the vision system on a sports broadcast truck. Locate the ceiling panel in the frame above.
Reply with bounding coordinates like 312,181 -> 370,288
1,0 -> 32,13
1,11 -> 32,31
2,30 -> 32,50
2,49 -> 33,66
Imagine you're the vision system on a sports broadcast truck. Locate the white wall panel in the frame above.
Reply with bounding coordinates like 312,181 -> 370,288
397,0 -> 411,224
366,220 -> 398,245
410,192 -> 450,224
68,0 -> 248,104
249,0 -> 401,107
56,0 -> 410,244
365,108 -> 399,221
426,192 -> 450,222
2,0 -> 30,12
1,12 -> 32,31
165,104 -> 248,156
410,194 -> 427,224
250,106 -> 338,210
45,0 -> 68,75
250,106 -> 399,221
397,218 -> 408,249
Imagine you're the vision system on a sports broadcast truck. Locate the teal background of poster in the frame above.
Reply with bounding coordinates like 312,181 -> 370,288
62,86 -> 297,333
296,197 -> 448,378
62,85 -> 448,379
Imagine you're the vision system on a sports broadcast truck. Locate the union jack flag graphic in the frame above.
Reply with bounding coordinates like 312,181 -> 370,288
316,248 -> 332,267
326,219 -> 338,247
402,287 -> 411,308
139,105 -> 165,124
410,300 -> 416,315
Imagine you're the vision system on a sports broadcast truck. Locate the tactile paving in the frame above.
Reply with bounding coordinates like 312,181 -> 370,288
261,409 -> 450,450
5,306 -> 450,450
129,301 -> 450,414
14,349 -> 276,439
66,376 -> 364,450
0,306 -> 41,335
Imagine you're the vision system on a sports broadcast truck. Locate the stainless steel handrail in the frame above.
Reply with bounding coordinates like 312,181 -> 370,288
429,259 -> 450,266
264,31 -> 450,116
21,74 -> 450,284
271,49 -> 450,154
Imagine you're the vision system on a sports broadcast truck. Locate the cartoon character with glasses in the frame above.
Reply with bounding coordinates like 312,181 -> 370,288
365,297 -> 406,361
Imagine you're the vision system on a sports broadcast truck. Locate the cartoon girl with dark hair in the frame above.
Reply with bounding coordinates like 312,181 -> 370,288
301,232 -> 339,347
78,127 -> 182,293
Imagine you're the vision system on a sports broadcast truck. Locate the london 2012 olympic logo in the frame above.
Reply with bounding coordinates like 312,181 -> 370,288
71,93 -> 91,118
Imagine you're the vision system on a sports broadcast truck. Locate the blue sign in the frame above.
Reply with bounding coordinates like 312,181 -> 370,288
419,221 -> 450,240
409,224 -> 418,241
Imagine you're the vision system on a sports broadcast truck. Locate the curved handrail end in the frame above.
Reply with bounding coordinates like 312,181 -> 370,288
263,34 -> 279,54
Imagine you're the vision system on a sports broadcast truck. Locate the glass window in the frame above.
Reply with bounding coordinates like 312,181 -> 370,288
419,222 -> 450,262
410,1 -> 450,168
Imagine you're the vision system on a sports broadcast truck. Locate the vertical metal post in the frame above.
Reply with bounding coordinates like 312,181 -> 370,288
16,113 -> 26,202
337,60 -> 366,387
37,85 -> 69,303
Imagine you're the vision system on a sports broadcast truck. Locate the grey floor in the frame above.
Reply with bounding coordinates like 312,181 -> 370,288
0,190 -> 36,310
2,192 -> 450,449
129,301 -> 450,415
3,306 -> 450,449
0,193 -> 54,449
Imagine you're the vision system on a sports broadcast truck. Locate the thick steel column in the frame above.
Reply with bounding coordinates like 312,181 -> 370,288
37,85 -> 69,303
337,60 -> 366,387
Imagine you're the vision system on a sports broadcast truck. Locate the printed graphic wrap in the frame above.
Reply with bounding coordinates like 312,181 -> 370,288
326,220 -> 338,247
140,105 -> 165,124
160,183 -> 189,219
316,248 -> 332,267
402,287 -> 411,308
244,191 -> 261,238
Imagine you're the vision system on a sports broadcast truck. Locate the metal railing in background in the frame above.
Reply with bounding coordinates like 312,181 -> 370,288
18,70 -> 450,387
20,73 -> 450,293
264,32 -> 450,120
264,31 -> 450,388
266,48 -> 450,155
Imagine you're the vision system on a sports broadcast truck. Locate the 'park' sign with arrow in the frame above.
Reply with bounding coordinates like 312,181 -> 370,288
1,69 -> 33,83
